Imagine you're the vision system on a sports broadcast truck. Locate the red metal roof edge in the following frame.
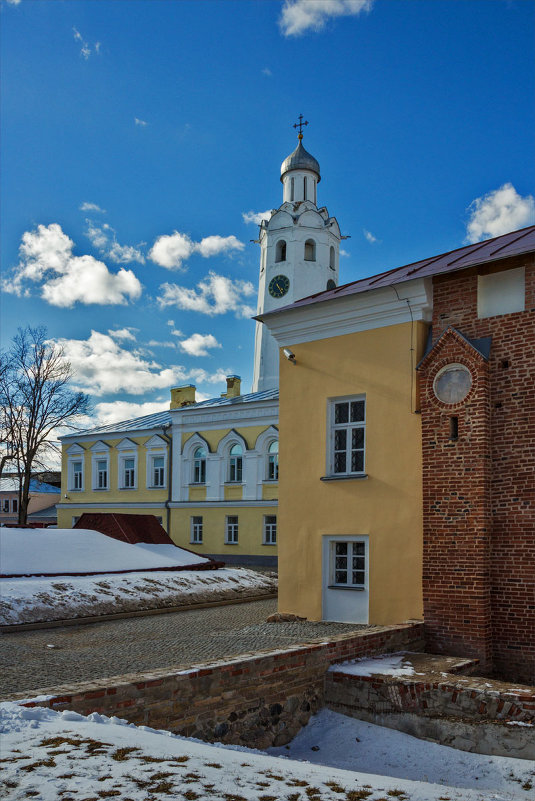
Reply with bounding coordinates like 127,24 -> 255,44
258,225 -> 535,319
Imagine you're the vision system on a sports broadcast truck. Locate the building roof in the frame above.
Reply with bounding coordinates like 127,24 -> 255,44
0,477 -> 60,494
280,140 -> 321,182
259,225 -> 535,319
61,388 -> 279,439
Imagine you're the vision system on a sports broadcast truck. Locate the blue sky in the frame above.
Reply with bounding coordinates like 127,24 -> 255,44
1,0 -> 534,428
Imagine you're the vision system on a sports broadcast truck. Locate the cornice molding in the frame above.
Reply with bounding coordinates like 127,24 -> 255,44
263,278 -> 433,346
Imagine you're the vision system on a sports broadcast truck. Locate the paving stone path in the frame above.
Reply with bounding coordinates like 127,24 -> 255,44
1,598 -> 365,697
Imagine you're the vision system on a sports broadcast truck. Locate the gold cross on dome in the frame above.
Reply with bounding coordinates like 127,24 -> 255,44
293,114 -> 309,139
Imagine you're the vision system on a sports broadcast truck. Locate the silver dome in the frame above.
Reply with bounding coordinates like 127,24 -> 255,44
280,140 -> 321,182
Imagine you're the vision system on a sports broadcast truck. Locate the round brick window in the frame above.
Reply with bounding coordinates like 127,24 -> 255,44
433,363 -> 472,405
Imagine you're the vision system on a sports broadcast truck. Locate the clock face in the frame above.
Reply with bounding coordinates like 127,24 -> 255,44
433,364 -> 472,404
269,274 -> 290,299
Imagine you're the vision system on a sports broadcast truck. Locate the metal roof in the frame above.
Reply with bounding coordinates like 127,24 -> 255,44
280,140 -> 321,182
62,389 -> 279,439
0,478 -> 60,494
260,225 -> 535,318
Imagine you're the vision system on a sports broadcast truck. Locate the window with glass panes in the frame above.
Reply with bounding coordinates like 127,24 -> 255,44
228,444 -> 243,482
96,459 -> 108,489
331,541 -> 366,587
191,516 -> 203,544
152,456 -> 165,487
263,515 -> 277,545
193,447 -> 206,483
267,441 -> 279,480
12,498 -> 18,513
225,515 -> 239,544
73,460 -> 83,490
123,458 -> 135,488
331,398 -> 365,475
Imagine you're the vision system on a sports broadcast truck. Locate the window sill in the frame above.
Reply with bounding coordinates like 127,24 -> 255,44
262,542 -> 277,547
189,483 -> 206,487
263,479 -> 278,484
92,488 -> 110,492
224,482 -> 244,486
147,485 -> 166,490
190,541 -> 203,546
119,487 -> 138,491
224,541 -> 239,546
328,585 -> 366,591
320,474 -> 368,482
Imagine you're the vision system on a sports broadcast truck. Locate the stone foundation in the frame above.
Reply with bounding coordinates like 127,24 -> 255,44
10,622 -> 424,749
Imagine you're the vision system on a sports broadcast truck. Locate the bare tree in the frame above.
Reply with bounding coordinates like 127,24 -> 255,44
0,326 -> 89,524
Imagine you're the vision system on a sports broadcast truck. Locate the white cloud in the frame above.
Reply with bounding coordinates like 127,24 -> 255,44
135,118 -> 148,127
279,0 -> 373,37
178,333 -> 222,357
57,330 -> 188,397
157,271 -> 255,318
72,27 -> 99,60
91,400 -> 169,427
6,0 -> 22,5
149,231 -> 244,270
86,221 -> 145,264
166,319 -> 175,327
196,235 -> 245,258
262,67 -> 272,77
80,201 -> 106,213
170,328 -> 184,337
189,367 -> 230,385
149,232 -> 195,270
363,229 -> 377,243
242,209 -> 274,225
108,327 -> 137,342
465,183 -> 535,243
146,340 -> 177,349
2,223 -> 142,308
340,249 -> 350,257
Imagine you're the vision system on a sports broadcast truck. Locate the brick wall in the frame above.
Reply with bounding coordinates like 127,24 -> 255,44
14,623 -> 424,748
419,254 -> 535,682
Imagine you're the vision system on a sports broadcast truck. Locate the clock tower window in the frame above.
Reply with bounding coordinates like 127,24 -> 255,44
304,239 -> 316,261
275,240 -> 287,262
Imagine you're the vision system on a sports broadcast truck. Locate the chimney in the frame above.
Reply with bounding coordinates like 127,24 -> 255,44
170,385 -> 196,409
221,375 -> 241,399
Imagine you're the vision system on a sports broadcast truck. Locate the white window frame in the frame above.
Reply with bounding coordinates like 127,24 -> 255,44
151,455 -> 166,487
328,536 -> 368,590
117,439 -> 138,490
145,436 -> 168,490
225,515 -> 239,544
191,515 -> 203,544
327,395 -> 366,477
192,447 -> 207,484
263,514 -> 277,545
91,442 -> 110,492
266,440 -> 279,481
228,443 -> 243,483
67,445 -> 85,492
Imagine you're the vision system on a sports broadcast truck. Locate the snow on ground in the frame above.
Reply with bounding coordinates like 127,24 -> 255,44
329,653 -> 418,678
2,702 -> 533,801
0,528 -> 208,575
0,568 -> 277,625
268,709 -> 535,797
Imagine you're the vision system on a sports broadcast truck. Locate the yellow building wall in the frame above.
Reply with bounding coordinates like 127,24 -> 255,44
224,485 -> 243,501
277,320 -> 428,625
169,505 -> 278,557
58,436 -> 169,523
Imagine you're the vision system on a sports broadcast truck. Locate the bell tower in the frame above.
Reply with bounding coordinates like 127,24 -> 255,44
252,118 -> 342,392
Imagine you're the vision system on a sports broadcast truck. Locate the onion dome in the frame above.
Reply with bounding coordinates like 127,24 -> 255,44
280,139 -> 321,183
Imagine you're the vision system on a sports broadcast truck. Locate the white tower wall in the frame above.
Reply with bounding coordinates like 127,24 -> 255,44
252,141 -> 342,392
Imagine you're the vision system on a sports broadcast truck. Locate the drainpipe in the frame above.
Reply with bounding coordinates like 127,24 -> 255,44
160,424 -> 172,535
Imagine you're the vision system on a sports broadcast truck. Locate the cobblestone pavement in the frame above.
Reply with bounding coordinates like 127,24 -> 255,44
1,599 -> 367,697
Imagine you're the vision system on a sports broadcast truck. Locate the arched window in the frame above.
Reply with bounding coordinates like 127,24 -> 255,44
304,239 -> 316,261
327,279 -> 336,290
304,176 -> 308,200
229,443 -> 243,483
267,440 -> 279,481
193,447 -> 206,484
329,246 -> 335,270
275,240 -> 287,262
313,180 -> 317,204
290,177 -> 295,201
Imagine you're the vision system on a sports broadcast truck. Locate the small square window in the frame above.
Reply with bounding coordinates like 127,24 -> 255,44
331,540 -> 366,588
